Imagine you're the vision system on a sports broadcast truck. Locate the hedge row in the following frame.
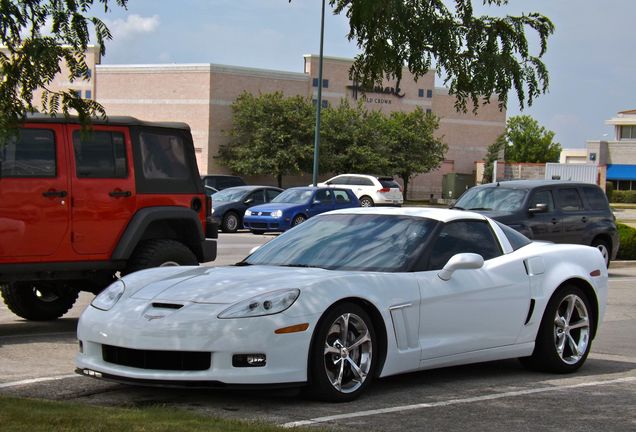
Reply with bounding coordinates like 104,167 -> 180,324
617,223 -> 636,260
610,190 -> 636,203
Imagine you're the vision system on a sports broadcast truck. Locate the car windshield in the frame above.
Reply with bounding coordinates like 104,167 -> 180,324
455,187 -> 527,212
212,189 -> 248,202
271,189 -> 314,204
245,214 -> 437,271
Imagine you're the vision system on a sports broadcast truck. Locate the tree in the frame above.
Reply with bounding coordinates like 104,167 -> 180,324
503,115 -> 561,163
482,135 -> 506,183
320,99 -> 391,174
385,107 -> 447,199
0,0 -> 127,138
297,0 -> 554,112
218,92 -> 314,187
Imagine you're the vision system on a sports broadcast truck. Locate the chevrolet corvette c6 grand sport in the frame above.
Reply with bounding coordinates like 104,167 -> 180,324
76,207 -> 608,401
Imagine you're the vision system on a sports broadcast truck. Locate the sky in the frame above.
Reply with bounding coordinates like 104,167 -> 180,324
95,0 -> 635,149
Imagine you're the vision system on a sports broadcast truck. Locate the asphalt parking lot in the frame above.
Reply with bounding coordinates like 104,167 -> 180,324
1,232 -> 635,431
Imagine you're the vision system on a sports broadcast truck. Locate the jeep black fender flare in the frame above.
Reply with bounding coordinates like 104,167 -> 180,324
111,207 -> 213,263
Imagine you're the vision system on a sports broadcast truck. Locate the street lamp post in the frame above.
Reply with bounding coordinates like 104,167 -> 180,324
312,0 -> 326,186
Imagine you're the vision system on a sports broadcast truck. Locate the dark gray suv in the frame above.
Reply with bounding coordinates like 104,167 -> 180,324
453,180 -> 619,266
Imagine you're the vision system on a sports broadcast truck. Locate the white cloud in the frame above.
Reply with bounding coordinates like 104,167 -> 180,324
106,14 -> 160,40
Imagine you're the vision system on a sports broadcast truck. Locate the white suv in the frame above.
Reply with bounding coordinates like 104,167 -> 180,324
317,174 -> 404,207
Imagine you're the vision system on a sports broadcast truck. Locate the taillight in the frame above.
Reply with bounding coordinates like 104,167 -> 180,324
378,188 -> 390,193
206,195 -> 212,217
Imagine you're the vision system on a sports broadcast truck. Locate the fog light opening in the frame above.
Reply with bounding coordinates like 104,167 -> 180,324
232,354 -> 267,367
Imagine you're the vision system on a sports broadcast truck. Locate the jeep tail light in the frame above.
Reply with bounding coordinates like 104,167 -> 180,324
206,195 -> 212,217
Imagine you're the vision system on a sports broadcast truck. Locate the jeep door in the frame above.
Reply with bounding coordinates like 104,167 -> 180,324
68,126 -> 136,256
0,124 -> 70,258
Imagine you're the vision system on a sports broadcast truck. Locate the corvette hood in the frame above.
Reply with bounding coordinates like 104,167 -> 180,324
127,265 -> 331,304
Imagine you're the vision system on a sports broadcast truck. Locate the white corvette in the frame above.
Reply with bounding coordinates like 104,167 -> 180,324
76,207 -> 608,401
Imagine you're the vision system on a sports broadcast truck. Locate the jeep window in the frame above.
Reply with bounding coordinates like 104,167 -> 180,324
73,131 -> 127,178
455,187 -> 527,212
557,188 -> 583,212
140,132 -> 188,180
529,190 -> 555,212
0,129 -> 56,178
582,186 -> 610,211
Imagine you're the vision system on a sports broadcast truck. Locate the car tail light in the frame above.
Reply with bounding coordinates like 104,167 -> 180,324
378,187 -> 390,193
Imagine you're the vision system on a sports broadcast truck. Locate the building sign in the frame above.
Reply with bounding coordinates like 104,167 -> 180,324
347,81 -> 405,105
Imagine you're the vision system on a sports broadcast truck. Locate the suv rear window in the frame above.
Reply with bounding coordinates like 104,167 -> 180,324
0,129 -> 56,177
379,179 -> 400,189
140,131 -> 188,180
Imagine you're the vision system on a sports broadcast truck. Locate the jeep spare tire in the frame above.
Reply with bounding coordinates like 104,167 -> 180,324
125,239 -> 198,275
0,282 -> 79,321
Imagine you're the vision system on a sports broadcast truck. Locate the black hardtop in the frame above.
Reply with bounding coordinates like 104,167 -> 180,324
24,113 -> 191,131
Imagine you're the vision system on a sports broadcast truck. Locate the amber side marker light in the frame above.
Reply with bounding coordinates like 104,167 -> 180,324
590,269 -> 602,277
275,323 -> 309,334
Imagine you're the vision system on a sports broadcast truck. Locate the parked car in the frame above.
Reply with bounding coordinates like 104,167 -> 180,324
316,174 -> 403,207
211,186 -> 283,233
243,186 -> 359,233
0,115 -> 217,321
201,174 -> 246,191
77,207 -> 608,402
453,180 -> 619,266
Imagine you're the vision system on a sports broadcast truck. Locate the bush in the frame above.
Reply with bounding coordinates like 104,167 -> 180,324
610,190 -> 636,203
605,181 -> 614,201
617,223 -> 636,260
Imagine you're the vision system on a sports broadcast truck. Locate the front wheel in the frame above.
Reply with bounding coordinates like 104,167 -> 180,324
520,286 -> 594,373
1,282 -> 79,321
307,303 -> 377,402
292,214 -> 306,227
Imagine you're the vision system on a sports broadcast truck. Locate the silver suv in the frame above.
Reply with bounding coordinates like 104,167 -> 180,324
453,180 -> 619,266
317,174 -> 404,207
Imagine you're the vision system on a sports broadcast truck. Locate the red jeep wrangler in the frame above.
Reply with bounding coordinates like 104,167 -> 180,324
0,115 -> 217,320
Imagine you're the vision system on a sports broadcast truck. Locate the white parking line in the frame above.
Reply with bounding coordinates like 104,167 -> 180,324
281,376 -> 636,428
0,374 -> 79,389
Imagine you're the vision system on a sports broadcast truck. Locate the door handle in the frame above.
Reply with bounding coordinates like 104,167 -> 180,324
109,190 -> 132,198
581,216 -> 588,223
551,218 -> 558,224
42,190 -> 67,198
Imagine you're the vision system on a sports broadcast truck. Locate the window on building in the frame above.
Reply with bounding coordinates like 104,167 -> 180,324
86,68 -> 92,78
418,89 -> 424,97
313,99 -> 329,108
426,89 -> 433,98
312,78 -> 319,87
323,79 -> 329,88
426,109 -> 432,114
620,125 -> 636,140
85,90 -> 92,99
72,89 -> 82,98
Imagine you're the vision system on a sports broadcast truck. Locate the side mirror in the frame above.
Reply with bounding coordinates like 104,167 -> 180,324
528,203 -> 548,214
312,199 -> 321,206
248,245 -> 261,255
244,198 -> 254,204
438,253 -> 484,281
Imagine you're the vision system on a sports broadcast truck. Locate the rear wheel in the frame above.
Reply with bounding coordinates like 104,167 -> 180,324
221,212 -> 240,233
359,196 -> 374,207
591,238 -> 611,268
0,281 -> 79,321
125,239 -> 198,275
520,285 -> 593,373
307,303 -> 377,402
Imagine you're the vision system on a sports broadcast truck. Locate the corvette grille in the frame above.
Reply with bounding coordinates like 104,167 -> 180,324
102,344 -> 211,371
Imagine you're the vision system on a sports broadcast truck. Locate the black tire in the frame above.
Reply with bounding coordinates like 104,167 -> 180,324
292,214 -> 306,227
125,239 -> 198,275
307,302 -> 377,402
221,211 -> 240,233
359,196 -> 374,207
591,238 -> 611,268
520,285 -> 594,373
0,281 -> 79,321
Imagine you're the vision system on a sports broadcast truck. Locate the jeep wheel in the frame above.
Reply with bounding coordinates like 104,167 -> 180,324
0,282 -> 79,321
125,239 -> 198,275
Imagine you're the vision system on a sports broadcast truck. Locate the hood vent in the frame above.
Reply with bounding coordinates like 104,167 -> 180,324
151,302 -> 183,310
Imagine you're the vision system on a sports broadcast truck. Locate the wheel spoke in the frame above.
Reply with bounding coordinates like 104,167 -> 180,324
567,333 -> 579,357
569,318 -> 589,330
556,332 -> 566,356
335,358 -> 345,391
348,330 -> 371,351
346,357 -> 367,382
554,315 -> 567,329
564,296 -> 576,324
340,314 -> 350,344
324,342 -> 340,356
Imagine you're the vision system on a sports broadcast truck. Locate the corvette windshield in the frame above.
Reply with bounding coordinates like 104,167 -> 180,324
271,189 -> 313,204
455,187 -> 527,212
245,214 -> 437,271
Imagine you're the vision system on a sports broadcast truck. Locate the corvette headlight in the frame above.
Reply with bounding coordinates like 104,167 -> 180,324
271,209 -> 283,218
91,280 -> 125,311
218,289 -> 300,319
245,209 -> 252,216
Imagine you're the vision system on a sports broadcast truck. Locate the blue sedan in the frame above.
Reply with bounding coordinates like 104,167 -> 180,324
243,187 -> 360,233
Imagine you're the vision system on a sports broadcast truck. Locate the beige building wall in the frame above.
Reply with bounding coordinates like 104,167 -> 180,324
94,55 -> 506,199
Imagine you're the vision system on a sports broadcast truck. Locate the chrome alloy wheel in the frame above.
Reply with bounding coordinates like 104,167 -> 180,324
553,294 -> 590,365
323,313 -> 373,394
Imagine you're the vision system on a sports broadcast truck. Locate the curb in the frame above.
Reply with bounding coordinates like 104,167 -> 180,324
609,260 -> 636,269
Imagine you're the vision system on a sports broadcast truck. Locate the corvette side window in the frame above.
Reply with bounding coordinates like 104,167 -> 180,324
428,221 -> 502,270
